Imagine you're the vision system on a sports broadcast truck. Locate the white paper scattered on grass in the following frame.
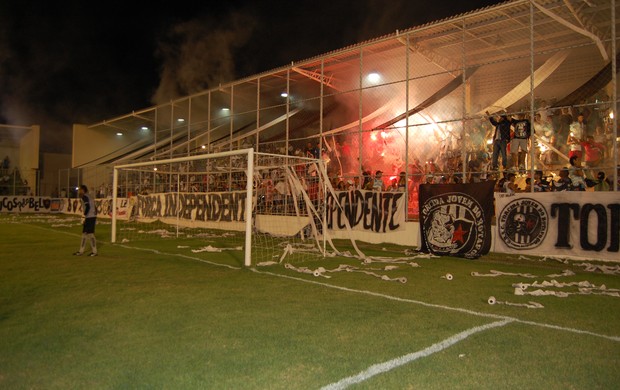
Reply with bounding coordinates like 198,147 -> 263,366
191,245 -> 242,253
471,270 -> 537,278
487,295 -> 543,309
284,263 -> 406,283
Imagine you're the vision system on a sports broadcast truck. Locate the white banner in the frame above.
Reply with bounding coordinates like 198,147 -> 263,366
59,197 -> 129,218
326,190 -> 406,233
0,196 -> 53,213
495,192 -> 620,262
136,192 -> 248,223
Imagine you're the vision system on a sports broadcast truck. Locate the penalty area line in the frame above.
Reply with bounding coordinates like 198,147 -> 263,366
320,319 -> 514,390
116,244 -> 242,270
20,223 -> 242,270
251,268 -> 620,342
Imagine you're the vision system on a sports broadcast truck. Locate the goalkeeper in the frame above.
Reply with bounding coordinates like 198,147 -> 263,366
73,185 -> 98,257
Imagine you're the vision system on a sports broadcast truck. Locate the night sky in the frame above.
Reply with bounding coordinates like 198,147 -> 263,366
0,0 -> 499,153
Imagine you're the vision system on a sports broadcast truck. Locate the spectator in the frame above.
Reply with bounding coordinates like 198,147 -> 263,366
397,172 -> 407,192
2,155 -> 9,170
479,151 -> 491,181
409,159 -> 424,186
593,171 -> 610,191
502,172 -> 519,194
523,177 -> 532,192
372,171 -> 384,192
467,151 -> 481,183
425,158 -> 440,183
552,168 -> 572,191
486,111 -> 511,171
557,107 -> 573,152
533,170 -> 550,192
387,178 -> 399,192
305,141 -> 320,159
567,113 -> 586,159
537,100 -> 553,124
495,174 -> 506,192
510,113 -> 532,170
568,155 -> 586,190
581,135 -> 606,168
362,171 -> 372,190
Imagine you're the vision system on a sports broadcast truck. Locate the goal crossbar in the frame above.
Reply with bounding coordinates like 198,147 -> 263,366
111,148 -> 255,266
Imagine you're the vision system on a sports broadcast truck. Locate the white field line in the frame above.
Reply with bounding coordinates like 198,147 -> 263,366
251,269 -> 620,342
321,319 -> 514,390
116,244 -> 242,270
251,269 -> 507,320
16,222 -> 620,342
20,223 -> 242,270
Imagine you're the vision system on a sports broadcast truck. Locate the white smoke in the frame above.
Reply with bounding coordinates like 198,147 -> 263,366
152,12 -> 257,104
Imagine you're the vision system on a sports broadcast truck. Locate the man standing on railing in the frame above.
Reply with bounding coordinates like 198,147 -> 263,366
510,113 -> 532,171
486,111 -> 511,172
73,185 -> 98,257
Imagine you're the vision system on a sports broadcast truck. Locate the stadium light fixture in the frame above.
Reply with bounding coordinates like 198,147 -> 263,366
367,72 -> 381,84
281,92 -> 288,98
140,126 -> 149,131
177,118 -> 185,123
222,108 -> 230,112
116,132 -> 123,136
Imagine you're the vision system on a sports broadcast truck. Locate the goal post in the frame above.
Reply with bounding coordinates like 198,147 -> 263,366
110,148 -> 337,267
112,148 -> 255,266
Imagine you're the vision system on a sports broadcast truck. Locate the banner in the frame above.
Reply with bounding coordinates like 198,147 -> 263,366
0,196 -> 53,213
59,198 -> 129,218
495,192 -> 620,262
136,191 -> 247,222
326,190 -> 406,233
419,182 -> 495,259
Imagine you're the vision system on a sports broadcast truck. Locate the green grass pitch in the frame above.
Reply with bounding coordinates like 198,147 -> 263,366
1,213 -> 619,389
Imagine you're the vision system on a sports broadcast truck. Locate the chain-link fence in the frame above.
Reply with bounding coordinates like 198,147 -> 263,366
81,0 -> 619,220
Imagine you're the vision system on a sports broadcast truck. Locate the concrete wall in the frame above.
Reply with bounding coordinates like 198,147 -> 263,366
19,125 -> 40,194
0,147 -> 19,172
39,152 -> 72,196
72,124 -> 145,168
0,125 -> 39,195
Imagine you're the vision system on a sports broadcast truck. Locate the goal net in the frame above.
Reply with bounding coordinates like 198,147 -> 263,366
111,148 -> 358,266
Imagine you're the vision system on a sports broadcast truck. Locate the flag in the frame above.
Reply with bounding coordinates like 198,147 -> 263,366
419,181 -> 495,259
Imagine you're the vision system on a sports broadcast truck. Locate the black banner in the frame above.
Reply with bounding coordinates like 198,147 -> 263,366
419,181 -> 495,259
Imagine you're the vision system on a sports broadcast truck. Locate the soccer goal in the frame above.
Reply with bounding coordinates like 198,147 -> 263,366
111,148 -> 340,266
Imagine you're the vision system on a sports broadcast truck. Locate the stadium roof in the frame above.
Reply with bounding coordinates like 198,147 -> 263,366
80,0 -> 618,167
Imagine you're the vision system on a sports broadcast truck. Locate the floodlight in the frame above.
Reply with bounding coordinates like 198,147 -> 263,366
367,72 -> 381,84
